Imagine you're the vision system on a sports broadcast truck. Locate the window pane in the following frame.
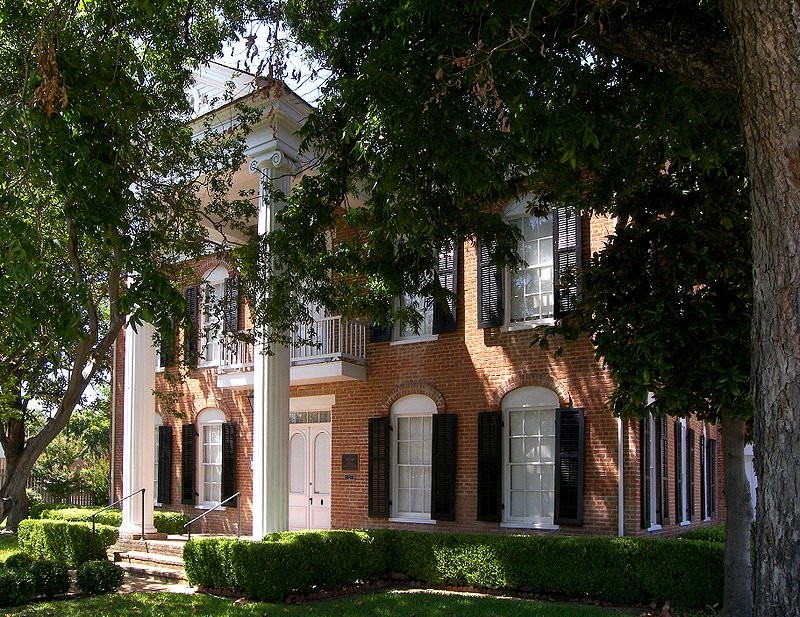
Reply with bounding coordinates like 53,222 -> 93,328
289,434 -> 305,494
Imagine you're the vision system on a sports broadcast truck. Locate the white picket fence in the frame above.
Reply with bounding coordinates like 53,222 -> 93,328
0,459 -> 98,507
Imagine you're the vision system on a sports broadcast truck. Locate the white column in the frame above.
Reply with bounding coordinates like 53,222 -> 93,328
120,321 -> 157,536
251,151 -> 292,539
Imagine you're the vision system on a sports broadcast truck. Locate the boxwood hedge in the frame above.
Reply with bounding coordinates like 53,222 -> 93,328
18,519 -> 118,566
35,506 -> 189,535
183,529 -> 723,609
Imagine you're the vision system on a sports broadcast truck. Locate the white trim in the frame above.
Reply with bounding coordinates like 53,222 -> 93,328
196,408 -> 226,507
500,320 -> 555,333
290,395 -> 335,412
500,522 -> 560,531
389,517 -> 437,525
680,520 -> 692,527
679,418 -> 690,525
647,524 -> 663,533
390,334 -> 439,346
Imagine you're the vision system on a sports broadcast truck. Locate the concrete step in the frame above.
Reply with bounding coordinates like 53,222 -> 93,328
112,537 -> 188,558
115,560 -> 187,584
115,550 -> 185,568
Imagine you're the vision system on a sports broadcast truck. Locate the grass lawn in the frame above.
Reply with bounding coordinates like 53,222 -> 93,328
0,532 -> 19,563
4,590 -> 636,617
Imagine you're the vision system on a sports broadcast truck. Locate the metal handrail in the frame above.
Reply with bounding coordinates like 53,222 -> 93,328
183,492 -> 240,541
90,488 -> 146,553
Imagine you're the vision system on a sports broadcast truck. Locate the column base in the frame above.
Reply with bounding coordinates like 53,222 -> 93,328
118,524 -> 159,539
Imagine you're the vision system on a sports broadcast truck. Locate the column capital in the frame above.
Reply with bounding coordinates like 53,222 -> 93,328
249,148 -> 295,175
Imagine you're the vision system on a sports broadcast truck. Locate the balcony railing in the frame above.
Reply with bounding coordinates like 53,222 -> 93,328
218,316 -> 367,372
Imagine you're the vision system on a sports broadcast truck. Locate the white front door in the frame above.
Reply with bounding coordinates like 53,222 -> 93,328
288,423 -> 331,530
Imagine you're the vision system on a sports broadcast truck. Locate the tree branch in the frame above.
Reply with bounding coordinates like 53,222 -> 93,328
584,10 -> 737,94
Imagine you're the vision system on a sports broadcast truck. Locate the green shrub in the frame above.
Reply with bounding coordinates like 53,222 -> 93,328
184,529 -> 723,609
0,568 -> 36,607
76,560 -> 124,595
154,510 -> 191,534
28,502 -> 73,520
29,560 -> 70,598
4,551 -> 34,570
18,519 -> 118,566
35,505 -> 189,535
680,524 -> 726,544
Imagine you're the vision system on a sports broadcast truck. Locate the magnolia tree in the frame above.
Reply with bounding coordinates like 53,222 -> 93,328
0,0 -> 269,530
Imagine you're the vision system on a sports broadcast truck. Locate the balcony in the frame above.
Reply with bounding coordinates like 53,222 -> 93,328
216,316 -> 367,389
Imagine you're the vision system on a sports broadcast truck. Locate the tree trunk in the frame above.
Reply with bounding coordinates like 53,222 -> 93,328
0,432 -> 34,532
722,1 -> 800,615
720,414 -> 753,617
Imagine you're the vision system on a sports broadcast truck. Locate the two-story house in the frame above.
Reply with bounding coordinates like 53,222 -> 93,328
111,65 -> 725,540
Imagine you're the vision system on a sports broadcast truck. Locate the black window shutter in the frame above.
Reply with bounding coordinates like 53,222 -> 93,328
687,428 -> 695,521
370,323 -> 392,343
477,411 -> 502,521
433,241 -> 458,334
368,417 -> 391,517
222,422 -> 237,507
699,433 -> 706,518
477,240 -> 504,328
431,414 -> 457,520
157,425 -> 172,504
223,276 -> 240,334
554,407 -> 585,526
674,421 -> 683,523
183,287 -> 199,364
656,416 -> 667,525
641,418 -> 651,528
159,319 -> 176,367
181,424 -> 196,505
553,206 -> 582,318
707,439 -> 717,516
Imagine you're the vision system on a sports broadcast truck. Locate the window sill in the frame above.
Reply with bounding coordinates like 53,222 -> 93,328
647,524 -> 663,532
389,516 -> 436,525
500,522 -> 559,531
154,502 -> 163,508
680,520 -> 691,527
390,335 -> 439,346
195,505 -> 226,511
155,367 -> 165,373
500,320 -> 555,333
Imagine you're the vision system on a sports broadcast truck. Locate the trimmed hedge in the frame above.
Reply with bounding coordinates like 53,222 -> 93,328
0,568 -> 36,607
680,524 -> 726,544
184,529 -> 723,608
36,506 -> 190,535
76,560 -> 124,595
29,559 -> 70,598
18,519 -> 118,566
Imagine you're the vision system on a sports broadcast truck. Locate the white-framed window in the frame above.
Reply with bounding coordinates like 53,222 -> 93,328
198,265 -> 228,366
154,413 -> 162,505
392,293 -> 436,342
675,418 -> 690,525
505,201 -> 555,326
390,395 -> 436,521
196,408 -> 225,507
502,387 -> 559,528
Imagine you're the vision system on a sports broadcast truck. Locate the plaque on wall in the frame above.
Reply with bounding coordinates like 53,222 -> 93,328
341,453 -> 359,471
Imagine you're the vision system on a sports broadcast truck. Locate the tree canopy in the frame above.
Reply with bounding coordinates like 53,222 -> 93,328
0,0 -> 268,528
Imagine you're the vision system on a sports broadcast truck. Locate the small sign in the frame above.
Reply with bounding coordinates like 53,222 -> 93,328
344,474 -> 355,481
341,453 -> 359,471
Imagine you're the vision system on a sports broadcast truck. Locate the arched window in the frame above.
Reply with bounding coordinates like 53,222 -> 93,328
368,394 -> 457,522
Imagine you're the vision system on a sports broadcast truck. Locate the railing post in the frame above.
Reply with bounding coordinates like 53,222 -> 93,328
141,488 -> 145,540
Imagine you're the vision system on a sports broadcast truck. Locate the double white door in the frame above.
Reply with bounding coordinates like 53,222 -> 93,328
288,423 -> 331,530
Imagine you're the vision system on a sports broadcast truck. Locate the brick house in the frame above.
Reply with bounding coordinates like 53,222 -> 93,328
111,68 -> 725,540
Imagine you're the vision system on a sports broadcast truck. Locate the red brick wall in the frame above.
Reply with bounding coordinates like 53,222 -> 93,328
112,215 -> 725,536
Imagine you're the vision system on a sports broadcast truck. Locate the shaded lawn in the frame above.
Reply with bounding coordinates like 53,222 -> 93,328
0,533 -> 19,563
5,590 -> 635,617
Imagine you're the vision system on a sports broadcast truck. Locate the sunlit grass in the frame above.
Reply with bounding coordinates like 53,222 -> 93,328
0,533 -> 19,563
5,590 -> 635,617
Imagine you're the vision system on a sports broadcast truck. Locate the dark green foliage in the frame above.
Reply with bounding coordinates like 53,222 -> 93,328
184,530 -> 723,609
0,568 -> 36,607
75,560 -> 124,595
17,519 -> 118,566
28,503 -> 73,520
681,524 -> 726,544
4,551 -> 34,570
29,559 -> 70,598
35,505 -> 189,534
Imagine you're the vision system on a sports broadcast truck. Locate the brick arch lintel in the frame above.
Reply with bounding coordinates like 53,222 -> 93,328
490,372 -> 571,409
380,382 -> 447,414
